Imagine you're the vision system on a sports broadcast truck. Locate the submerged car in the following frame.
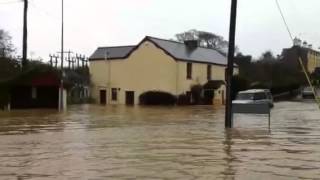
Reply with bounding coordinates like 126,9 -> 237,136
232,89 -> 274,107
301,86 -> 314,98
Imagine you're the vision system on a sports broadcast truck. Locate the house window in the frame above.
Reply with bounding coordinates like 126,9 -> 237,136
207,65 -> 212,80
187,63 -> 192,79
31,87 -> 37,99
111,88 -> 118,101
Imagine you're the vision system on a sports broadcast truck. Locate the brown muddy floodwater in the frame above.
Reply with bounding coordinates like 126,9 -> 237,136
0,101 -> 320,180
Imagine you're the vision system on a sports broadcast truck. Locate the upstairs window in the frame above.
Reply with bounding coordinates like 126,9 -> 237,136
207,65 -> 212,80
187,63 -> 192,79
111,88 -> 118,101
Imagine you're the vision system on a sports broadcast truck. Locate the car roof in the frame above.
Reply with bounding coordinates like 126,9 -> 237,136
303,86 -> 312,89
238,89 -> 270,94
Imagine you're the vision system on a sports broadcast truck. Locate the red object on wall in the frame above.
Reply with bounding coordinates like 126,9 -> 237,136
31,73 -> 60,86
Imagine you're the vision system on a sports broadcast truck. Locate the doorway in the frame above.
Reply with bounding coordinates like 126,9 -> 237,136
221,90 -> 225,105
125,91 -> 135,105
100,89 -> 106,105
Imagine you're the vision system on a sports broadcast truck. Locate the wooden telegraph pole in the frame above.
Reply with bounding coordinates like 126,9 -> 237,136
225,0 -> 238,128
49,54 -> 53,67
59,0 -> 65,111
22,0 -> 28,69
54,55 -> 59,68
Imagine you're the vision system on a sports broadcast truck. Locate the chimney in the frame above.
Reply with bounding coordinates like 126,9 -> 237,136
303,41 -> 308,47
184,40 -> 199,49
293,37 -> 302,47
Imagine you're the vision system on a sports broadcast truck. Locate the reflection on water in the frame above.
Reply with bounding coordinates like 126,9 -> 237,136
0,102 -> 320,179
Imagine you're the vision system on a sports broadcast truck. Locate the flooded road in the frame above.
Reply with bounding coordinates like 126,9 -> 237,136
0,101 -> 320,179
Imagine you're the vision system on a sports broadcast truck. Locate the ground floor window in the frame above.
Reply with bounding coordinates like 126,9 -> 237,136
111,88 -> 118,101
31,87 -> 37,99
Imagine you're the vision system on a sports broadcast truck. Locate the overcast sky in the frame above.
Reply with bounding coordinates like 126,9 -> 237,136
1,0 -> 320,61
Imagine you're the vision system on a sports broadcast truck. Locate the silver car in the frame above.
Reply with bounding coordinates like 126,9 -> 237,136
302,86 -> 314,98
232,89 -> 274,107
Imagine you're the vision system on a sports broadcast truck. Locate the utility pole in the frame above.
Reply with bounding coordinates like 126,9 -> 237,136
49,54 -> 53,67
22,0 -> 28,69
72,57 -> 76,70
66,50 -> 73,69
76,54 -> 80,68
60,0 -> 64,70
66,50 -> 72,61
225,0 -> 238,128
67,56 -> 71,69
54,55 -> 59,68
81,56 -> 86,68
59,0 -> 65,111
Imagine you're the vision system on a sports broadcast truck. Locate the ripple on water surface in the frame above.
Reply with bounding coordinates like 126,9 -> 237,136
0,102 -> 320,179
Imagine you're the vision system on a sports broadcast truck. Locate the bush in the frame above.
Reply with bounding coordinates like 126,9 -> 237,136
0,85 -> 10,109
270,84 -> 300,95
203,90 -> 214,105
139,91 -> 176,105
177,94 -> 191,105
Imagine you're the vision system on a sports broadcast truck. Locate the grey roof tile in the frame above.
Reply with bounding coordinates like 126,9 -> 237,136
147,37 -> 227,65
89,36 -> 228,66
89,46 -> 135,60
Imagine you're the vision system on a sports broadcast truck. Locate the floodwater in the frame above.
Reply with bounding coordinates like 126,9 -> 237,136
0,101 -> 320,180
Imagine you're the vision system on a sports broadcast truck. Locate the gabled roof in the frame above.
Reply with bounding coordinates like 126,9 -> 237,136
89,36 -> 229,66
146,36 -> 228,66
89,46 -> 135,60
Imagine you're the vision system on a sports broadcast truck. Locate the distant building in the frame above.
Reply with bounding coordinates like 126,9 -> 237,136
89,36 -> 238,105
281,45 -> 320,73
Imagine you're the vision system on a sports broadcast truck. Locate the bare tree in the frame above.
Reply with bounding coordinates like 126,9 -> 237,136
175,29 -> 231,54
175,29 -> 199,41
0,29 -> 15,58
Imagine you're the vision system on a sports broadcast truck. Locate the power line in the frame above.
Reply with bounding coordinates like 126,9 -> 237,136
275,0 -> 294,41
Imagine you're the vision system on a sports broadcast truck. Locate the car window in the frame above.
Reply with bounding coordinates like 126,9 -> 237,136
266,92 -> 272,99
254,92 -> 267,100
236,93 -> 254,100
304,87 -> 312,91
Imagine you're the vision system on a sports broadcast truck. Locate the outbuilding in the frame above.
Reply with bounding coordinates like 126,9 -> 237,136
0,68 -> 67,110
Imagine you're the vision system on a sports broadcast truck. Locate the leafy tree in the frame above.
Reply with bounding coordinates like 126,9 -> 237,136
232,75 -> 249,100
259,51 -> 276,61
235,50 -> 306,95
0,57 -> 21,81
235,53 -> 252,78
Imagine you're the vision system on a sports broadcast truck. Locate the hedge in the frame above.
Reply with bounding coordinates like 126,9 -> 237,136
139,91 -> 176,105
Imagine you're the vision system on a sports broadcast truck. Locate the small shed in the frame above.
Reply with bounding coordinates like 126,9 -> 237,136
1,69 -> 68,110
